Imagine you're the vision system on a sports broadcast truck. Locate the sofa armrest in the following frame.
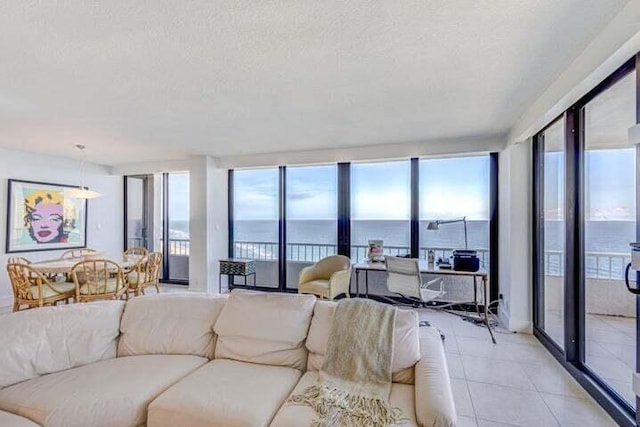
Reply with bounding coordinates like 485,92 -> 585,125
414,327 -> 457,427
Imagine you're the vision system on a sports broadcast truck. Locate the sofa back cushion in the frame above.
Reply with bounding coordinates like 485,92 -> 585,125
0,301 -> 124,388
213,290 -> 316,370
118,293 -> 227,359
305,300 -> 420,384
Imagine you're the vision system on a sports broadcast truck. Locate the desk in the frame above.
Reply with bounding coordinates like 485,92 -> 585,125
354,260 -> 495,343
218,258 -> 256,293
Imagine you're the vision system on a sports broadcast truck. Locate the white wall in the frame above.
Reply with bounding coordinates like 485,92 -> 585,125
498,140 -> 532,332
219,134 -> 506,169
0,147 -> 122,307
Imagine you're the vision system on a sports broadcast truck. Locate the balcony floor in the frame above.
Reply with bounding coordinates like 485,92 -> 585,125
544,309 -> 636,409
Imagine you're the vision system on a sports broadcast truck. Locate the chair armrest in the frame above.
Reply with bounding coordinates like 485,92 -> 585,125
423,277 -> 443,290
298,265 -> 318,285
414,327 -> 457,427
329,268 -> 352,297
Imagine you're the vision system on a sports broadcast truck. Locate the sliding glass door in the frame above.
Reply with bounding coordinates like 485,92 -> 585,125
124,172 -> 190,285
533,56 -> 639,425
582,71 -> 637,409
533,119 -> 566,350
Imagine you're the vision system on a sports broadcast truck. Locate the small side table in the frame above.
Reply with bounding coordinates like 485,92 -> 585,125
218,258 -> 256,293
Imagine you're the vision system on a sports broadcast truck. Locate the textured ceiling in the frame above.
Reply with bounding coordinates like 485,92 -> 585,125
0,0 -> 629,165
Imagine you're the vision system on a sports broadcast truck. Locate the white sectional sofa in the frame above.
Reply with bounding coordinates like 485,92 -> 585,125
0,290 -> 457,427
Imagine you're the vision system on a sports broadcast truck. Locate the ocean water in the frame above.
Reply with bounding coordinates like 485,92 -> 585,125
233,220 -> 491,249
234,220 -> 637,251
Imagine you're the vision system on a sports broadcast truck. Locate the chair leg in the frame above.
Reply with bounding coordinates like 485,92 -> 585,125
12,300 -> 19,312
155,283 -> 160,294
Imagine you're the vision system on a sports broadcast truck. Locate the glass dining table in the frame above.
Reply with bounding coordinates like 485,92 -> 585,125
30,255 -> 142,275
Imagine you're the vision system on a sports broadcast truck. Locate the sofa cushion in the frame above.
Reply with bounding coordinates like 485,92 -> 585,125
0,354 -> 207,427
0,410 -> 40,427
0,301 -> 124,388
270,371 -> 418,427
118,293 -> 227,359
148,359 -> 302,427
214,290 -> 316,370
305,300 -> 420,384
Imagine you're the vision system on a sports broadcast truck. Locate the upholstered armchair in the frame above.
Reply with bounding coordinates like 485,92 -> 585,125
297,255 -> 352,300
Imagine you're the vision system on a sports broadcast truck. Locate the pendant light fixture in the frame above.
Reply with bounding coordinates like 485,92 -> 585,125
65,144 -> 102,199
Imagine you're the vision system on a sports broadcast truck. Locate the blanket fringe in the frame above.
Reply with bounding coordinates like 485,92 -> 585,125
288,384 -> 403,427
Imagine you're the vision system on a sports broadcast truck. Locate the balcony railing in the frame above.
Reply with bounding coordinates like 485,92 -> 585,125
127,237 -> 190,256
233,241 -> 490,268
545,250 -> 630,280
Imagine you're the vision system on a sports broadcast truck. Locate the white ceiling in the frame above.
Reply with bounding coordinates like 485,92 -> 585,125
0,0 -> 629,165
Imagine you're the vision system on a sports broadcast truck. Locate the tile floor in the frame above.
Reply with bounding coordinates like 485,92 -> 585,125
419,308 -> 618,426
546,308 -> 637,408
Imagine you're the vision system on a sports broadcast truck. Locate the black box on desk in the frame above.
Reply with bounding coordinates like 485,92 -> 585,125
452,250 -> 480,272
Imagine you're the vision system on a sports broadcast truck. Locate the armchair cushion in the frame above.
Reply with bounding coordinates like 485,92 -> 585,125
29,282 -> 75,299
298,255 -> 350,283
79,278 -> 120,294
298,279 -> 329,296
214,290 -> 316,370
126,271 -> 147,285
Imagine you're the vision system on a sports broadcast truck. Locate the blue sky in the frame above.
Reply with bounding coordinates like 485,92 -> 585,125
168,173 -> 190,221
544,148 -> 635,220
175,149 -> 636,223
233,156 -> 490,221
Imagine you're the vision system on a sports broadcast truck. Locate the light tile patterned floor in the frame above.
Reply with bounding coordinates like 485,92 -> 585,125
546,309 -> 636,408
418,308 -> 618,427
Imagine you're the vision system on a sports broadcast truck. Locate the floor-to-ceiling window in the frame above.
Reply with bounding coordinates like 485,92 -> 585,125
228,156 -> 498,299
350,160 -> 411,261
533,55 -> 639,426
419,156 -> 491,302
231,168 -> 280,288
285,165 -> 338,289
583,70 -> 637,409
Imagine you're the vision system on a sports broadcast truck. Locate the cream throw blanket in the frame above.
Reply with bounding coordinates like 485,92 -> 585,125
289,298 -> 401,427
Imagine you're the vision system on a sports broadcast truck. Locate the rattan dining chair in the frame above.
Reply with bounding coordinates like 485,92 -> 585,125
126,252 -> 163,297
6,262 -> 75,312
124,247 -> 149,257
61,248 -> 98,259
70,259 -> 127,303
8,256 -> 31,265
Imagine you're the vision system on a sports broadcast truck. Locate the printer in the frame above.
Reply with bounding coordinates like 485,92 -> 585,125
452,249 -> 480,272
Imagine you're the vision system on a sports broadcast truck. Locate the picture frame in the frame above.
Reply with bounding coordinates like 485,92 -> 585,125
5,179 -> 88,253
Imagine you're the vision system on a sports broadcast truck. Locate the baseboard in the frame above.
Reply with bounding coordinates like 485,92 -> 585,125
0,295 -> 13,309
499,306 -> 532,333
